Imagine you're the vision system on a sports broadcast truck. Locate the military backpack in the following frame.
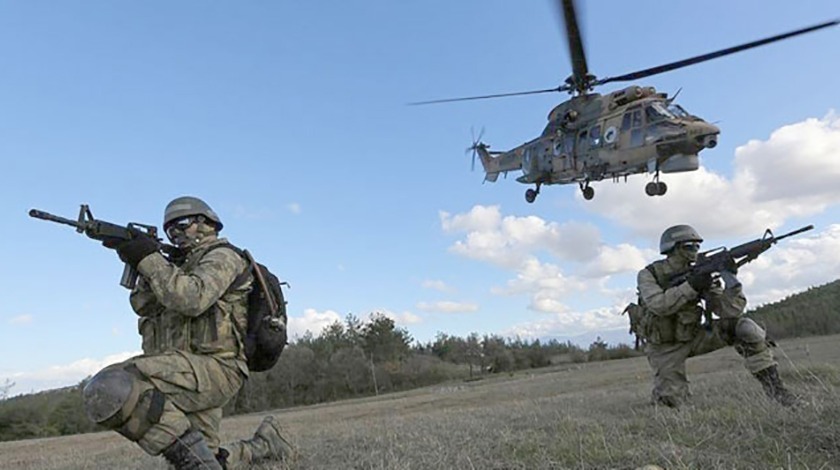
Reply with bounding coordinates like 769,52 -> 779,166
624,263 -> 667,349
209,243 -> 289,372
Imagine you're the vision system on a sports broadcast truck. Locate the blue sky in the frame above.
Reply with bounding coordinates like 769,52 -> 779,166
1,1 -> 838,395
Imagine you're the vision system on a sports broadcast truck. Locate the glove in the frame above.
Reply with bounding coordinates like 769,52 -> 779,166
114,236 -> 159,269
687,271 -> 713,293
100,236 -> 125,249
723,256 -> 739,275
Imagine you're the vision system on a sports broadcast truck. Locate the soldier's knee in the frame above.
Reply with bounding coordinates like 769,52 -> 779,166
735,318 -> 766,343
83,367 -> 139,425
83,367 -> 166,441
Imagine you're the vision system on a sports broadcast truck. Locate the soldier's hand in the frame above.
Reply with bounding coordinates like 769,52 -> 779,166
687,271 -> 713,293
101,236 -> 125,249
115,236 -> 159,268
723,256 -> 739,274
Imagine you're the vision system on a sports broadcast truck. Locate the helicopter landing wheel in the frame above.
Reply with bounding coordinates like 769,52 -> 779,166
645,181 -> 667,196
582,186 -> 595,200
525,188 -> 538,203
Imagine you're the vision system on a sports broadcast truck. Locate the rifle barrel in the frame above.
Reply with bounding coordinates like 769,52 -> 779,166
775,224 -> 814,242
28,209 -> 83,229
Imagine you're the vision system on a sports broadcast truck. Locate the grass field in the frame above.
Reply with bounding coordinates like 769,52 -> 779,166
1,334 -> 838,469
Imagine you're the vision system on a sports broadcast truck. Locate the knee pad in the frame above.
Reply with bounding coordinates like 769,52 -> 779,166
83,367 -> 166,441
734,318 -> 766,343
83,367 -> 140,425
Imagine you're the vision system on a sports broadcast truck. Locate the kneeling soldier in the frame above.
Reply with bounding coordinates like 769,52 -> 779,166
82,196 -> 296,469
637,224 -> 797,408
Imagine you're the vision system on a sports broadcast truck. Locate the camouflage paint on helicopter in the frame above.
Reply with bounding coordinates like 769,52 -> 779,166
475,84 -> 720,202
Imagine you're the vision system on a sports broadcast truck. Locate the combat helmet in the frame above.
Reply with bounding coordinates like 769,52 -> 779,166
659,224 -> 702,254
164,196 -> 223,231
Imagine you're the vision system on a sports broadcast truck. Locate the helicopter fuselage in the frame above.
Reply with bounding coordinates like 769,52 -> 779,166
475,85 -> 719,201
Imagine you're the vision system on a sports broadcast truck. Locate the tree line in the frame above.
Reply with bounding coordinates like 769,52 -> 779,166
2,279 -> 839,442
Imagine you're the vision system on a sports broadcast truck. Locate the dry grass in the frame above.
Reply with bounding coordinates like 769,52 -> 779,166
1,335 -> 838,470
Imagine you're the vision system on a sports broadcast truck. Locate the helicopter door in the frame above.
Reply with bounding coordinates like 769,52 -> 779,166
552,132 -> 575,172
620,107 -> 644,148
576,128 -> 589,154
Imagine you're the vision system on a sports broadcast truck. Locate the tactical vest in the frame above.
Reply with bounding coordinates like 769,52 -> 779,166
641,260 -> 704,344
137,239 -> 251,361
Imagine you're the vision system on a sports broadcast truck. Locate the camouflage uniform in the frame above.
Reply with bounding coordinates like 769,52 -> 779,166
119,237 -> 251,453
83,197 -> 295,470
638,258 -> 774,406
637,224 -> 795,407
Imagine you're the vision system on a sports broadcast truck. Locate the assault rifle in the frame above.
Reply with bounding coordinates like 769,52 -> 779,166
29,204 -> 174,289
669,224 -> 815,289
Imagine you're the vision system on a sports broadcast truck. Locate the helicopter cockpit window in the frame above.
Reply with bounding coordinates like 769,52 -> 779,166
590,125 -> 601,146
667,104 -> 690,118
621,107 -> 642,131
645,102 -> 674,122
631,109 -> 643,128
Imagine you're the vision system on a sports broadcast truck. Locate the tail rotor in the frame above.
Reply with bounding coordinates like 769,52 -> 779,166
466,126 -> 486,171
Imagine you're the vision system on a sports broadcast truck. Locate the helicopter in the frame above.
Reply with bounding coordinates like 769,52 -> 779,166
413,1 -> 838,203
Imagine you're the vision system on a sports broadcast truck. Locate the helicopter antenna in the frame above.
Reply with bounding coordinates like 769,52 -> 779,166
666,87 -> 682,104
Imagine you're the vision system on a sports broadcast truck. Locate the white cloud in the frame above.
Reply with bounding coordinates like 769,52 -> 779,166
737,112 -> 840,203
3,350 -> 141,395
416,301 -> 479,313
580,244 -> 655,278
421,279 -> 453,292
505,304 -> 632,339
441,206 -> 641,316
440,206 -> 602,267
9,314 -> 32,325
489,258 -> 587,313
287,202 -> 302,214
440,205 -> 501,233
288,308 -> 342,338
587,112 -> 840,239
380,309 -> 423,325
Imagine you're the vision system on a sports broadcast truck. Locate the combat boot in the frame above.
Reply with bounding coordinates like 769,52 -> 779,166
219,416 -> 297,468
754,365 -> 798,407
162,429 -> 223,470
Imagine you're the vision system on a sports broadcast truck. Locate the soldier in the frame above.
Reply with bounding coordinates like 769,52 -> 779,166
81,196 -> 296,469
637,224 -> 797,408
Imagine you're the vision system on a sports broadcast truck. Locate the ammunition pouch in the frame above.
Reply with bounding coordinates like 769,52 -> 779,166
675,307 -> 703,342
647,307 -> 703,345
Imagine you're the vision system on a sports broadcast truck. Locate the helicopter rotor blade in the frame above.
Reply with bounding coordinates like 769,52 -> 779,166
594,19 -> 839,87
409,86 -> 570,105
466,126 -> 486,171
558,0 -> 589,93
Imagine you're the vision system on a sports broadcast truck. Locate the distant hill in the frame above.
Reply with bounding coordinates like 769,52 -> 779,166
748,279 -> 840,340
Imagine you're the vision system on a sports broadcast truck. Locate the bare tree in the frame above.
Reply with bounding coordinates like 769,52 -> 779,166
0,379 -> 15,400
